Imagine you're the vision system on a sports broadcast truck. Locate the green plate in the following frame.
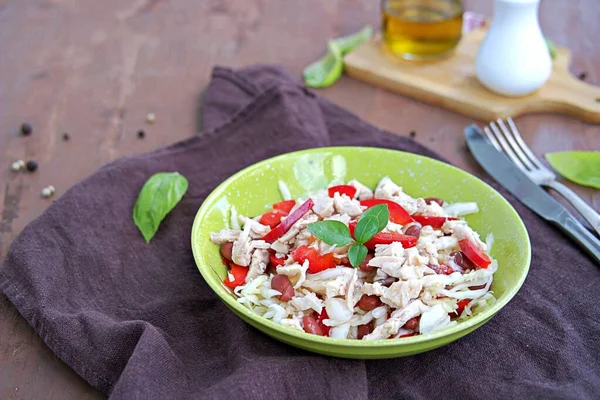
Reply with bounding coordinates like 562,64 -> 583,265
191,147 -> 531,358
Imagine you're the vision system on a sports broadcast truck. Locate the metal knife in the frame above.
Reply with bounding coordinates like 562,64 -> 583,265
465,124 -> 600,265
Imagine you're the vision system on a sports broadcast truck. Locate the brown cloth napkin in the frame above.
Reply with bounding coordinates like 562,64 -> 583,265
1,65 -> 599,400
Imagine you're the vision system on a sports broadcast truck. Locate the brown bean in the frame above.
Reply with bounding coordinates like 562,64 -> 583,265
220,242 -> 233,261
424,197 -> 444,206
271,274 -> 295,302
469,284 -> 486,290
404,224 -> 422,238
302,315 -> 324,336
451,251 -> 475,270
359,253 -> 375,272
376,276 -> 397,287
357,294 -> 382,311
357,322 -> 374,339
403,317 -> 420,330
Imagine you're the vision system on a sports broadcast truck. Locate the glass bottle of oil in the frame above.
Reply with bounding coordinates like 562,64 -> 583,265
382,0 -> 463,61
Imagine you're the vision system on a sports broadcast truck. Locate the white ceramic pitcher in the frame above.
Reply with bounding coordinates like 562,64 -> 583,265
476,0 -> 552,97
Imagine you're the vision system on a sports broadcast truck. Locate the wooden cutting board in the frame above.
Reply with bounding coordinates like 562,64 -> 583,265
343,28 -> 600,124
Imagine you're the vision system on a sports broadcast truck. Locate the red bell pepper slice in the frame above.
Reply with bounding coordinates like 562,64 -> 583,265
413,215 -> 457,229
269,251 -> 286,267
349,222 -> 417,249
450,299 -> 470,317
317,309 -> 331,336
360,199 -> 414,225
291,245 -> 336,273
223,263 -> 248,289
459,238 -> 492,269
328,185 -> 357,198
262,198 -> 314,243
259,209 -> 286,228
273,200 -> 296,214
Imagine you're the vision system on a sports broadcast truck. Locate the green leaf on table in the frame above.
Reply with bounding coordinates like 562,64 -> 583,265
354,204 -> 389,244
303,25 -> 373,88
348,243 -> 368,268
307,220 -> 353,246
133,172 -> 189,243
333,25 -> 373,55
545,151 -> 600,189
545,38 -> 557,60
303,41 -> 343,88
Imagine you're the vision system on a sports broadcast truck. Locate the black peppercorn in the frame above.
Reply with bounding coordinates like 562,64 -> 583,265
578,72 -> 587,81
137,130 -> 145,139
62,132 -> 70,141
26,160 -> 38,172
21,123 -> 32,136
409,130 -> 416,138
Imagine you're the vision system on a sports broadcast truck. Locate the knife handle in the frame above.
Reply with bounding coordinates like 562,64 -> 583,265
554,212 -> 600,265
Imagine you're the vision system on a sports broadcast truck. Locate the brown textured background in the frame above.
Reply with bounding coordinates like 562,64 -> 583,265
0,0 -> 598,398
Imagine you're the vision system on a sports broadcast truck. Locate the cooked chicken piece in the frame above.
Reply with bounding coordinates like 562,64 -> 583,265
312,194 -> 335,218
396,265 -> 435,280
362,282 -> 387,297
251,240 -> 271,250
231,224 -> 253,266
381,280 -> 423,309
385,221 -> 404,233
246,249 -> 269,283
296,213 -> 319,229
210,229 -> 240,244
346,268 -> 360,310
348,179 -> 374,201
374,177 -> 419,215
404,247 -> 429,267
442,220 -> 488,251
364,300 -> 428,340
290,292 -> 324,314
333,193 -> 363,217
374,242 -> 405,257
277,260 -> 309,289
415,198 -> 445,216
278,225 -> 300,244
325,276 -> 351,298
374,268 -> 391,283
238,216 -> 270,239
325,213 -> 352,225
270,240 -> 290,254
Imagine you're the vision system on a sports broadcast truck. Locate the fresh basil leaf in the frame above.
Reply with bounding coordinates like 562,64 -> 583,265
354,216 -> 379,244
545,38 -> 557,60
334,25 -> 373,55
546,151 -> 600,189
133,172 -> 189,243
303,25 -> 372,88
348,243 -> 368,268
307,221 -> 353,246
354,204 -> 389,243
303,41 -> 343,88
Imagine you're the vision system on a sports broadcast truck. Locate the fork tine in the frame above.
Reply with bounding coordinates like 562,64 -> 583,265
482,126 -> 502,151
506,117 -> 546,169
488,121 -> 528,170
497,118 -> 536,170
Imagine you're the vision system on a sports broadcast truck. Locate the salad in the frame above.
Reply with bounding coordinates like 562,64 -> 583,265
210,177 -> 496,340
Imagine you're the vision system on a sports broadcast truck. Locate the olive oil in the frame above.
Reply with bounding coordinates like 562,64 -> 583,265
382,0 -> 463,60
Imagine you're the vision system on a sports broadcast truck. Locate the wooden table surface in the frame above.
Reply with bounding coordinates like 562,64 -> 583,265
0,0 -> 598,398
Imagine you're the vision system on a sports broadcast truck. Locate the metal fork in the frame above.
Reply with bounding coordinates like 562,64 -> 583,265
483,117 -> 600,237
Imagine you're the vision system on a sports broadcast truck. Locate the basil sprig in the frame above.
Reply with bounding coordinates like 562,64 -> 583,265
133,172 -> 189,243
307,204 -> 389,268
